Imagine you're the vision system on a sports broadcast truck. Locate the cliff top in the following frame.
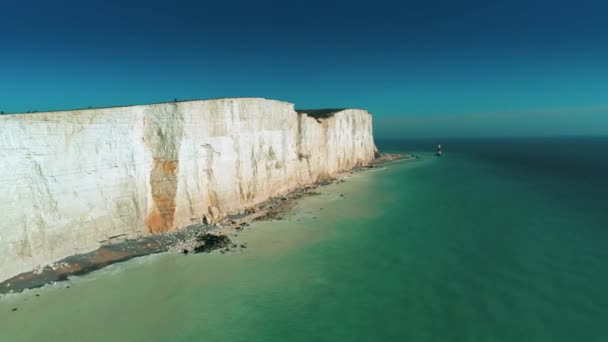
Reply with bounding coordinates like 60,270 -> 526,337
295,109 -> 347,119
0,97 -> 290,116
1,99 -> 367,118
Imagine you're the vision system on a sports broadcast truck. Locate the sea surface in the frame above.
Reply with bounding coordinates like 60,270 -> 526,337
1,137 -> 607,342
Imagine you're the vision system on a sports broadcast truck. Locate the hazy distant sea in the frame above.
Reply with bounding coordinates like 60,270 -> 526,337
1,137 -> 607,341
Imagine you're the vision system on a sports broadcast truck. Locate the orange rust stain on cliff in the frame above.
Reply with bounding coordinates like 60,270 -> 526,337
146,159 -> 178,234
158,160 -> 177,173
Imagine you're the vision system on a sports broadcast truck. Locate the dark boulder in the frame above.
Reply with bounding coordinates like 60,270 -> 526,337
193,233 -> 232,253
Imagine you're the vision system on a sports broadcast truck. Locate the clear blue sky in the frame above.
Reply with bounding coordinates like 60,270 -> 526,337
1,0 -> 607,137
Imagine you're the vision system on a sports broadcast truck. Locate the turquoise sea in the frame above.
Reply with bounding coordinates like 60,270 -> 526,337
1,137 -> 607,341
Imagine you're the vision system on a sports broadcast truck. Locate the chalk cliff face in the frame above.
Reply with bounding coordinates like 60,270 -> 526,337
0,98 -> 376,281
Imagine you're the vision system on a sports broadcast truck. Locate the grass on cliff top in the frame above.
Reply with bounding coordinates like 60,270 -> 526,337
296,109 -> 346,119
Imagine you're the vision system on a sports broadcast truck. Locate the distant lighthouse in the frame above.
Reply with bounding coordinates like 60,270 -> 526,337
436,144 -> 442,157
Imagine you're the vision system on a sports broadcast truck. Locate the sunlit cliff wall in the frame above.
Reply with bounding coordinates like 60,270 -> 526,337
0,98 -> 376,281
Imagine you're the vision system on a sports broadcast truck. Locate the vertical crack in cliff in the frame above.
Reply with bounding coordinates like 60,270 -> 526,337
250,145 -> 259,201
127,150 -> 143,222
201,143 -> 220,209
295,113 -> 312,180
143,104 -> 183,234
28,160 -> 54,257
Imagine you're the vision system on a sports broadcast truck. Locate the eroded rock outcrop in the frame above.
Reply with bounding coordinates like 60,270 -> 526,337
0,98 -> 376,281
192,233 -> 232,254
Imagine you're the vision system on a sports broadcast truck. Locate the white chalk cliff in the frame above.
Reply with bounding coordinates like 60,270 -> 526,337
0,98 -> 377,282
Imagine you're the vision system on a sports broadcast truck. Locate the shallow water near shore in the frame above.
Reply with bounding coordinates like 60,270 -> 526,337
2,137 -> 608,341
